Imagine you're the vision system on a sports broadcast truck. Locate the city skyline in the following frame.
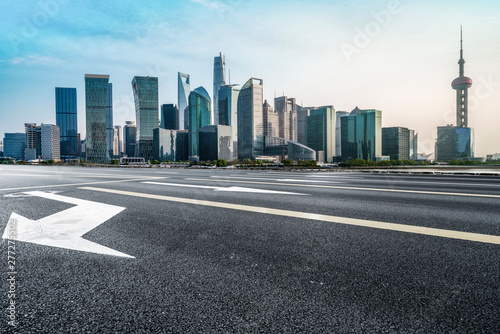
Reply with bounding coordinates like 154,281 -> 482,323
1,1 -> 499,157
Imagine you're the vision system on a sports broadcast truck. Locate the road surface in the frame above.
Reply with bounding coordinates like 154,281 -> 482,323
1,165 -> 499,333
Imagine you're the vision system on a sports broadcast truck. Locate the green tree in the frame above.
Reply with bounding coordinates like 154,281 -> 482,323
216,159 -> 228,167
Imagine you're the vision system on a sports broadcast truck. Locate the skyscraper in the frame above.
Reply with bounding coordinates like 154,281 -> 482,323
188,86 -> 211,161
305,106 -> 335,163
213,52 -> 226,125
237,78 -> 264,160
113,125 -> 123,157
297,105 -> 313,145
85,74 -> 110,163
123,121 -> 137,157
275,96 -> 297,141
132,76 -> 159,161
160,104 -> 178,130
218,84 -> 240,160
106,83 -> 114,158
341,107 -> 383,162
335,111 -> 349,157
178,72 -> 190,130
263,100 -> 279,138
55,87 -> 78,158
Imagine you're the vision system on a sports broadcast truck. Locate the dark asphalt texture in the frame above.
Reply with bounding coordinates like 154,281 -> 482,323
0,165 -> 499,333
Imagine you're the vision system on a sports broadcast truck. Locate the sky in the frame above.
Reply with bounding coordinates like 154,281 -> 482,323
0,0 -> 499,157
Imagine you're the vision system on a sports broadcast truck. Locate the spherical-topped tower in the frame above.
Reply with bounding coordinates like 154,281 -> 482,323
452,27 -> 472,128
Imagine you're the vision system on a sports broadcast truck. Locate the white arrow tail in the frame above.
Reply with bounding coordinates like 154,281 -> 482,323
2,192 -> 133,258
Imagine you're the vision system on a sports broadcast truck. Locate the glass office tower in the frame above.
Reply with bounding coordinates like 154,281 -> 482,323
55,87 -> 78,158
178,72 -> 190,130
213,52 -> 226,125
305,106 -> 335,163
3,133 -> 26,160
188,86 -> 211,161
218,84 -> 240,160
161,104 -> 178,130
340,107 -> 382,162
237,78 -> 264,161
85,74 -> 110,163
132,76 -> 159,161
123,121 -> 137,157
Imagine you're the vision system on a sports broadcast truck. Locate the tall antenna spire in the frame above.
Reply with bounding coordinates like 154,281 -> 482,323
459,25 -> 465,77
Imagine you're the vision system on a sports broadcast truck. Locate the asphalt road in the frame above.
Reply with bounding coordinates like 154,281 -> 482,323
1,165 -> 499,333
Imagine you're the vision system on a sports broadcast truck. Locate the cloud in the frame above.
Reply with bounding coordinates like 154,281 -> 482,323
191,0 -> 223,10
10,56 -> 64,65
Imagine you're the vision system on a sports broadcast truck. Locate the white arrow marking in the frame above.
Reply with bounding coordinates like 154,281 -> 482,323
2,191 -> 133,258
142,182 -> 307,195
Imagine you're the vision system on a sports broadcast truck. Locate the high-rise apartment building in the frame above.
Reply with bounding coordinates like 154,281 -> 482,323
275,96 -> 297,141
160,104 -> 178,130
41,124 -> 60,160
24,123 -> 60,160
123,121 -> 137,157
263,100 -> 279,138
188,86 -> 211,161
305,106 -> 335,163
132,76 -> 159,161
178,72 -> 190,130
237,78 -> 264,160
55,87 -> 78,158
218,84 -> 240,160
341,107 -> 383,162
85,74 -> 110,163
24,123 -> 41,160
213,52 -> 226,125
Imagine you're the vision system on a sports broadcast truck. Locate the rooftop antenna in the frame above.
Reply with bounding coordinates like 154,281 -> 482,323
229,69 -> 231,85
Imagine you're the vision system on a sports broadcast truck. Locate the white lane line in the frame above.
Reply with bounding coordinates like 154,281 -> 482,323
79,186 -> 500,245
145,182 -> 216,189
0,174 -> 53,177
0,177 -> 169,192
320,176 -> 500,188
3,191 -> 133,258
143,181 -> 307,195
308,175 -> 364,178
0,173 -> 145,179
186,178 -> 500,199
209,176 -> 336,183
